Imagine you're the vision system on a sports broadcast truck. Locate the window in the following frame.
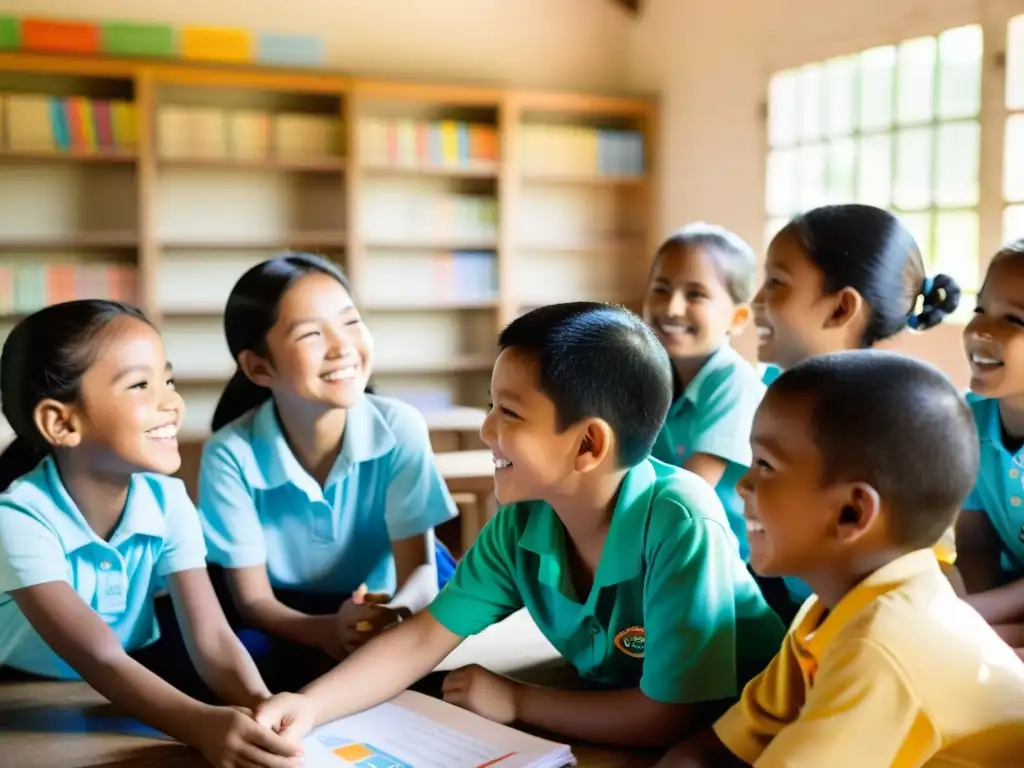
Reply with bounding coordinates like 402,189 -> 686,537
1005,15 -> 1024,243
765,25 -> 984,311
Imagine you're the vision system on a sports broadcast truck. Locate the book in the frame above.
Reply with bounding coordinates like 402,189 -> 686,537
303,690 -> 575,768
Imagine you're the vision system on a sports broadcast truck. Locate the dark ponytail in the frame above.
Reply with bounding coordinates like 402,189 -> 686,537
211,252 -> 354,432
0,300 -> 150,492
909,273 -> 961,331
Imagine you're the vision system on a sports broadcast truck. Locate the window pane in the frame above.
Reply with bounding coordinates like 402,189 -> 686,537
897,211 -> 933,266
769,70 -> 800,147
858,46 -> 896,131
824,56 -> 857,137
825,138 -> 857,203
1005,114 -> 1024,203
1005,205 -> 1024,242
938,25 -> 982,119
935,121 -> 980,207
1008,15 -> 1024,110
766,148 -> 799,216
798,143 -> 826,209
934,211 -> 980,292
799,65 -> 824,142
894,128 -> 934,210
856,134 -> 893,207
897,37 -> 936,125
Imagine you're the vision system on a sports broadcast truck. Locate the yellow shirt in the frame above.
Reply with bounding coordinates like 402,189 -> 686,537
714,550 -> 1024,767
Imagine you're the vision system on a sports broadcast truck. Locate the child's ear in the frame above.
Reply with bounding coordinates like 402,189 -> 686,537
823,287 -> 864,331
728,303 -> 753,336
832,482 -> 882,543
238,350 -> 275,388
33,400 -> 82,449
574,418 -> 614,474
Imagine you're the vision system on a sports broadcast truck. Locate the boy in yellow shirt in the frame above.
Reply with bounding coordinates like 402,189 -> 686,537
659,350 -> 1024,768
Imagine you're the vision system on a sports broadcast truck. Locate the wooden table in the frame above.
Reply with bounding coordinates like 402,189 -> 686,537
434,449 -> 495,552
424,407 -> 486,452
0,611 -> 659,767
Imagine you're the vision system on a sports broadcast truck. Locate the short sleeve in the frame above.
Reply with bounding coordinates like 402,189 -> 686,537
963,479 -> 984,512
155,479 -> 209,577
712,642 -> 806,764
750,641 -> 938,768
428,507 -> 523,636
197,440 -> 267,569
382,405 -> 459,541
0,502 -> 69,592
641,509 -> 782,703
688,366 -> 764,466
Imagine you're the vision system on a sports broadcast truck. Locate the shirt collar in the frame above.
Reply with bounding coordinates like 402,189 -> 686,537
40,456 -> 166,553
670,344 -> 740,414
794,549 -> 941,660
251,395 -> 397,496
518,459 -> 657,590
972,395 -> 1003,447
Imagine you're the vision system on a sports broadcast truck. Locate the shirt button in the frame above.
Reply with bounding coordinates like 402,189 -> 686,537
589,625 -> 600,636
1012,497 -> 1022,508
99,560 -> 112,571
1011,469 -> 1020,480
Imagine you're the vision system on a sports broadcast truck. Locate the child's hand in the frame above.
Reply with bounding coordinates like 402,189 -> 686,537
442,664 -> 520,725
335,584 -> 405,655
255,692 -> 319,743
191,704 -> 304,768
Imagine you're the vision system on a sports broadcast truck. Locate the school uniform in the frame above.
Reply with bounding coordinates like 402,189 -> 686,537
429,457 -> 785,704
964,394 -> 1024,579
199,394 -> 458,688
0,456 -> 211,697
651,344 -> 765,560
714,550 -> 1024,767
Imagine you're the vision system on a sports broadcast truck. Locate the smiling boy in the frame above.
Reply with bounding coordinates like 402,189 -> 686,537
254,302 -> 784,748
658,351 -> 1024,768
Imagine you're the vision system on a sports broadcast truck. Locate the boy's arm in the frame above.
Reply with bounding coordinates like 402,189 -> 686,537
389,533 -> 439,616
656,729 -> 749,768
683,454 -> 729,489
957,509 -> 1024,623
165,567 -> 270,709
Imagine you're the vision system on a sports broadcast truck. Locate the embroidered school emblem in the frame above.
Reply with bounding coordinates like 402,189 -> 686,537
614,626 -> 646,658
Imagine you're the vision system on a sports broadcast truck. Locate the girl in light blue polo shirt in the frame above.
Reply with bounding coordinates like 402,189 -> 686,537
642,223 -> 764,560
0,301 -> 300,768
199,252 -> 458,690
752,204 -> 960,621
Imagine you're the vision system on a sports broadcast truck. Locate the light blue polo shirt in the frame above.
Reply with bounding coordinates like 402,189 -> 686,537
964,394 -> 1024,576
0,456 -> 208,679
651,344 -> 765,560
199,394 -> 459,596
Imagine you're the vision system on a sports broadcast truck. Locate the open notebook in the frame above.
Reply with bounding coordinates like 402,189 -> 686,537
302,690 -> 576,768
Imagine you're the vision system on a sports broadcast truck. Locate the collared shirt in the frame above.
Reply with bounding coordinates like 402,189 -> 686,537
651,344 -> 765,560
199,394 -> 458,595
714,550 -> 1024,768
429,457 -> 785,704
964,394 -> 1024,574
0,456 -> 207,678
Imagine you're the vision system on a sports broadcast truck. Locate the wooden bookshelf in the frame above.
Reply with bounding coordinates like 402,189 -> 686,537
0,52 -> 657,442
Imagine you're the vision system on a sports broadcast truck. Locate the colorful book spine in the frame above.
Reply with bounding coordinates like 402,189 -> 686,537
359,118 -> 499,168
519,124 -> 645,176
2,93 -> 136,155
0,264 -> 138,314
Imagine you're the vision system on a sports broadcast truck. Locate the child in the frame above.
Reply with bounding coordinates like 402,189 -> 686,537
0,301 -> 300,768
252,302 -> 786,749
643,223 -> 764,559
658,350 -> 1024,768
958,238 -> 1024,658
753,203 -> 961,616
198,252 -> 458,691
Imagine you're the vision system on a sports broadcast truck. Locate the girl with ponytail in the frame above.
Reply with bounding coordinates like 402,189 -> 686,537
198,253 -> 458,691
0,301 -> 296,768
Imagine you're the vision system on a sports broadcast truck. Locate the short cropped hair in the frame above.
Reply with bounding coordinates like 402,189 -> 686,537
498,302 -> 672,467
655,222 -> 758,304
769,350 -> 978,550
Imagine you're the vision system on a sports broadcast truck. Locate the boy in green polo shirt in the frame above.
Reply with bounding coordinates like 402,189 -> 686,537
254,302 -> 785,749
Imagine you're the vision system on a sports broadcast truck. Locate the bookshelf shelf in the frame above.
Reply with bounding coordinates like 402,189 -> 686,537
0,51 -> 656,441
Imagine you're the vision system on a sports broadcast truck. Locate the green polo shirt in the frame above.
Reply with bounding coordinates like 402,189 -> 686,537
651,344 -> 765,561
428,457 -> 785,704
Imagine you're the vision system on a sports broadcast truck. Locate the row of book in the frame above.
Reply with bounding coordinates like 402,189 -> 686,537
0,263 -> 137,313
359,119 -> 499,169
1,93 -> 138,155
159,106 -> 340,162
519,124 -> 645,177
362,192 -> 498,242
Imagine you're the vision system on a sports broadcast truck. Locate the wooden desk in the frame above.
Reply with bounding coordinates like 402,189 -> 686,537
0,612 -> 658,767
434,449 -> 495,552
424,407 -> 486,452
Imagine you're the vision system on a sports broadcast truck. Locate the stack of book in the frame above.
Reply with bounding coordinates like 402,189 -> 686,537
1,93 -> 137,155
363,191 -> 498,243
0,263 -> 137,314
519,123 -> 645,177
360,118 -> 499,169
